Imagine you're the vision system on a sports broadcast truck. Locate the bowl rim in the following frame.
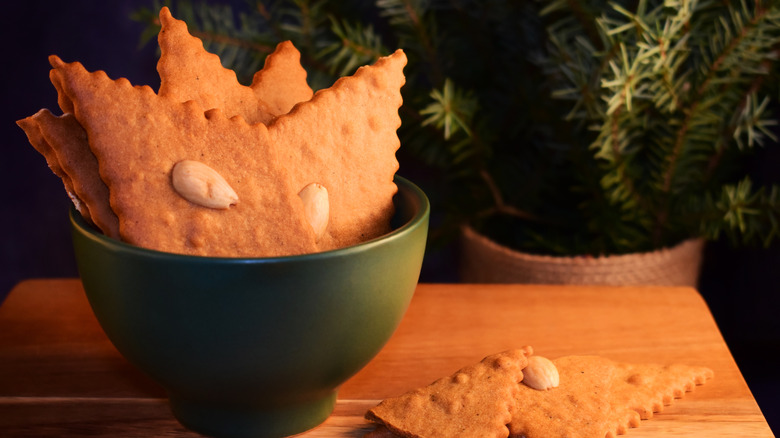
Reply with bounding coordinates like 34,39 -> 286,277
70,175 -> 429,263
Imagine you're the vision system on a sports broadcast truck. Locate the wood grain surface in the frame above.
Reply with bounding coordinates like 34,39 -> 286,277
0,279 -> 773,437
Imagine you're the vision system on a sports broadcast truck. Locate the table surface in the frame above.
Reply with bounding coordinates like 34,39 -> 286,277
0,279 -> 774,437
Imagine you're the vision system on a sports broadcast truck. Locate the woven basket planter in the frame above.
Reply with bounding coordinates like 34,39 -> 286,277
459,225 -> 705,286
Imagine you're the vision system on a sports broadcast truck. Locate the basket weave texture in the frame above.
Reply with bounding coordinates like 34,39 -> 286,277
459,226 -> 705,287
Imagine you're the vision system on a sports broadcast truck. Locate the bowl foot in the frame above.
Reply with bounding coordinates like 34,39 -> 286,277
169,392 -> 338,438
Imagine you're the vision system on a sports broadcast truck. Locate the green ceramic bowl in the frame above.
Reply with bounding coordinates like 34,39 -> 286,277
70,176 -> 429,438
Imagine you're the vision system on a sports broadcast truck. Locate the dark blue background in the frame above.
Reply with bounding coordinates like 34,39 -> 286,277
1,1 -> 778,433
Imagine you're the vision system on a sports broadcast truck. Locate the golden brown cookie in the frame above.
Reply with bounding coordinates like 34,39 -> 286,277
611,361 -> 715,421
158,7 -> 311,123
16,112 -> 91,223
47,46 -> 405,256
35,7 -> 311,240
156,7 -> 403,252
509,356 -> 635,438
17,109 -> 119,238
49,55 -> 318,256
365,347 -> 533,438
157,7 -> 276,124
49,68 -> 74,115
364,351 -> 713,438
252,40 -> 313,116
270,49 -> 406,251
508,355 -> 713,438
21,5 -> 405,257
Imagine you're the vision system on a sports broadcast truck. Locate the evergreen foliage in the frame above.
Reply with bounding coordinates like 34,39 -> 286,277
134,0 -> 780,255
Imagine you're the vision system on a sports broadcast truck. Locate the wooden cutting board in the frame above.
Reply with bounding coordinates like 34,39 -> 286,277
0,280 -> 773,437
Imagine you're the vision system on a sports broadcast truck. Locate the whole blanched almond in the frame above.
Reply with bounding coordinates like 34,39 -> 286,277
171,160 -> 239,209
522,355 -> 560,390
298,183 -> 329,239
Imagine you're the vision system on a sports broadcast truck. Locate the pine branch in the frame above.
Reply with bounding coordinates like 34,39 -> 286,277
698,177 -> 780,247
476,169 -> 541,222
419,78 -> 475,140
320,17 -> 387,76
655,2 -> 780,240
541,0 -> 605,50
377,0 -> 444,85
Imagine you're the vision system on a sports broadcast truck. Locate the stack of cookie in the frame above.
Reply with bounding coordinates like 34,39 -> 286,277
18,7 -> 406,258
